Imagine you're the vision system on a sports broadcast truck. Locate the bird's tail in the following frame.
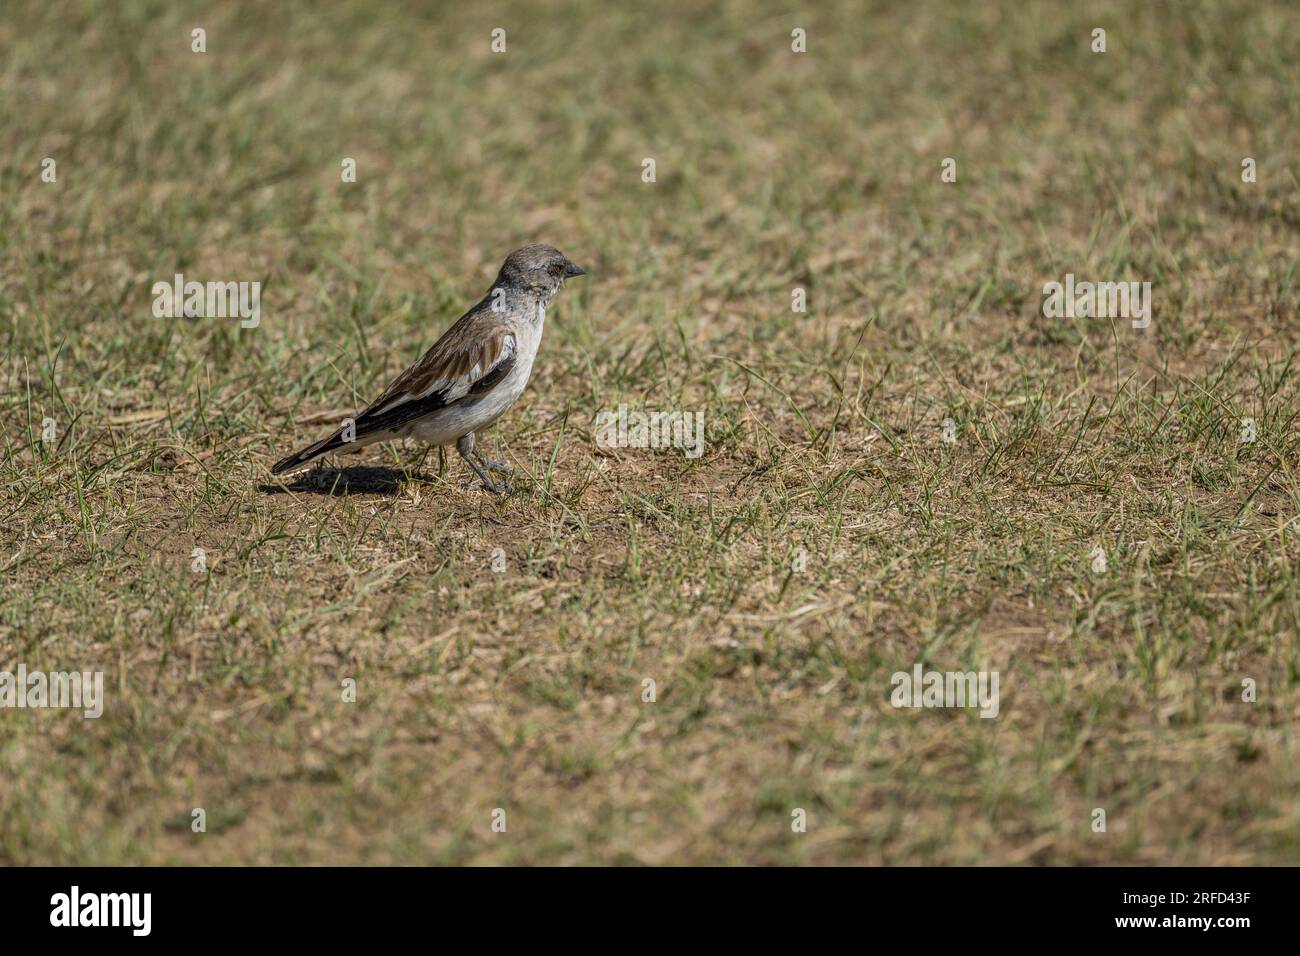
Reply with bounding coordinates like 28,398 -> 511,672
271,428 -> 349,476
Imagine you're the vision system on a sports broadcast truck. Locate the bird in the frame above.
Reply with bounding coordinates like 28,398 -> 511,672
271,243 -> 585,493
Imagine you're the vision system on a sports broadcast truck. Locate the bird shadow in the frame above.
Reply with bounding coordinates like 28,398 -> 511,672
259,465 -> 435,497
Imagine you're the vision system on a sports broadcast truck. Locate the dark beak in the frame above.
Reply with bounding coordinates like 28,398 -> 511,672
564,261 -> 586,278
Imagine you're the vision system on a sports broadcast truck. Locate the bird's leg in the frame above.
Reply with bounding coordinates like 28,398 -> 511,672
457,432 -> 508,493
473,449 -> 513,475
463,432 -> 512,475
409,445 -> 431,478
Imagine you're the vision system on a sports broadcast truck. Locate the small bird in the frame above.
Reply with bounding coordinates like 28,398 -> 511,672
272,243 -> 584,492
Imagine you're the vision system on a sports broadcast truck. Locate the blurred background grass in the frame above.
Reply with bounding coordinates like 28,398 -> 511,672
1,0 -> 1298,864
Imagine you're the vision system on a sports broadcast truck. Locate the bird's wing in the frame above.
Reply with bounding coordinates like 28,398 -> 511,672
353,310 -> 517,435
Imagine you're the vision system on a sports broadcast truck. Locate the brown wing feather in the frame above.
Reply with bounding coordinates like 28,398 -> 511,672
361,296 -> 512,418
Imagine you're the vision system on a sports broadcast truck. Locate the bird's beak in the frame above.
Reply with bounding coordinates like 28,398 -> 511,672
564,261 -> 586,278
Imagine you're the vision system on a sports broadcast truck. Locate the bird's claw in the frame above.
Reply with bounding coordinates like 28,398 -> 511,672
467,471 -> 512,494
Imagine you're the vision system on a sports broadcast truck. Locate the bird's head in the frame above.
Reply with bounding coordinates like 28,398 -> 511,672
496,243 -> 585,300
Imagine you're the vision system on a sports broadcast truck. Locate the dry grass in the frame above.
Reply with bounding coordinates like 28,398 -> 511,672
2,0 -> 1299,864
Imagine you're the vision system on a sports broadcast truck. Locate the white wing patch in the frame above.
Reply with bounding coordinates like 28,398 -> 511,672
441,333 -> 516,404
367,333 -> 516,419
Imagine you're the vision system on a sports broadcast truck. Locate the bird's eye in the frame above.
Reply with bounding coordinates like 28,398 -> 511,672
550,263 -> 563,275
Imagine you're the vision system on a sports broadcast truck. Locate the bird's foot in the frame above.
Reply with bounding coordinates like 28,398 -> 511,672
460,439 -> 513,493
475,477 -> 512,495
